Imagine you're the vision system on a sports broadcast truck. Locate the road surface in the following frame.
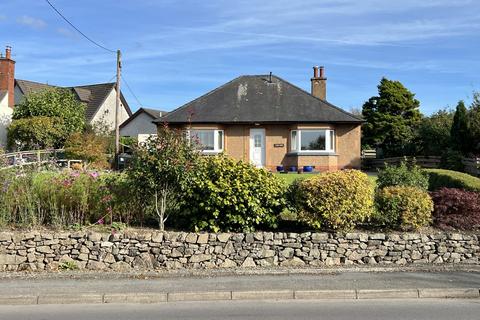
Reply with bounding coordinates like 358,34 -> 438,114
0,299 -> 479,320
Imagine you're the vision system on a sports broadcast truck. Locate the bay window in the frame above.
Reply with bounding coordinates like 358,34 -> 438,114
188,129 -> 224,153
290,129 -> 335,153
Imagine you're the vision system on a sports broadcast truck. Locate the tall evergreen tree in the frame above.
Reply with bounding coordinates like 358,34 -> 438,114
467,92 -> 480,155
362,77 -> 422,156
450,100 -> 470,154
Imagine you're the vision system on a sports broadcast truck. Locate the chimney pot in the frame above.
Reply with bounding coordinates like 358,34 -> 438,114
319,66 -> 325,78
313,66 -> 319,78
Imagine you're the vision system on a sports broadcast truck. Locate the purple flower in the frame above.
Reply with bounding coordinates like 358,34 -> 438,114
97,218 -> 105,225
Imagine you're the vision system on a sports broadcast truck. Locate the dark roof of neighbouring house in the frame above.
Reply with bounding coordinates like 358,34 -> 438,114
156,75 -> 363,124
120,107 -> 168,129
0,90 -> 7,101
14,79 -> 133,121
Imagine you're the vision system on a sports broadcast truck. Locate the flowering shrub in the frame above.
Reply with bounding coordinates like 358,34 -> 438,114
0,169 -> 136,227
430,188 -> 480,230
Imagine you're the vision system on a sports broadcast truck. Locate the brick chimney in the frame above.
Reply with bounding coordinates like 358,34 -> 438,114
0,46 -> 15,108
311,66 -> 327,100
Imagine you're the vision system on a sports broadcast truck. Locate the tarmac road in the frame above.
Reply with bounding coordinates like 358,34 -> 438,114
0,299 -> 479,320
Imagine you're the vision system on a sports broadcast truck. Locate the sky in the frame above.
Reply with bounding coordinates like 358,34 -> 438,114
0,0 -> 479,115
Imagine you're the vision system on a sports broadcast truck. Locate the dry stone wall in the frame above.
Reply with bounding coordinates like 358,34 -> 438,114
0,231 -> 478,271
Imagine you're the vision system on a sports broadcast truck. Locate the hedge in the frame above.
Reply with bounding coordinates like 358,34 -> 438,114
424,169 -> 480,192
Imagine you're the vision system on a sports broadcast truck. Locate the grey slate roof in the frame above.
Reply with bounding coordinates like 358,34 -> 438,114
120,107 -> 168,129
157,75 -> 363,124
15,79 -> 132,121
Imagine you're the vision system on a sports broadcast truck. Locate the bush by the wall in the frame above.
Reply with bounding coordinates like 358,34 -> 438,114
293,169 -> 374,231
425,168 -> 480,192
375,186 -> 433,230
376,161 -> 429,190
0,169 -> 137,227
430,188 -> 480,230
181,155 -> 286,232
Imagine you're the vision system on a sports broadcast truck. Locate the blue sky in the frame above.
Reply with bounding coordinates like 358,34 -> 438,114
0,0 -> 479,114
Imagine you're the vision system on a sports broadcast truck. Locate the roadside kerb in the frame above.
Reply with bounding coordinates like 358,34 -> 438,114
0,288 -> 478,305
357,289 -> 419,299
167,291 -> 232,302
38,293 -> 103,305
418,288 -> 480,299
104,293 -> 167,304
294,290 -> 356,300
232,290 -> 294,300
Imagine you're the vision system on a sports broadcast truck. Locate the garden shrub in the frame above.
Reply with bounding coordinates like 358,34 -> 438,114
375,186 -> 433,230
430,188 -> 480,230
376,161 -> 429,190
425,168 -> 480,192
181,155 -> 286,232
293,169 -> 374,231
0,169 -> 134,227
439,149 -> 465,172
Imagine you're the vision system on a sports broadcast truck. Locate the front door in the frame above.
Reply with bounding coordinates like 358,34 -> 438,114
250,128 -> 266,167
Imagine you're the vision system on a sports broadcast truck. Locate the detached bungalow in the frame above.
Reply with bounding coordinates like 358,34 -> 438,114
155,67 -> 363,171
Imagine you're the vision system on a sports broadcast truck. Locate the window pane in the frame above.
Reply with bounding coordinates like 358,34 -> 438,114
190,130 -> 214,150
291,131 -> 297,151
329,130 -> 335,151
217,130 -> 224,150
301,130 -> 326,151
254,134 -> 262,147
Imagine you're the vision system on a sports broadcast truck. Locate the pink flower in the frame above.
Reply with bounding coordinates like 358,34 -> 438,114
97,218 -> 104,225
89,172 -> 99,179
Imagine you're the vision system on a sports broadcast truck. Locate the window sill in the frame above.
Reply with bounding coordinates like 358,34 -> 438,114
201,150 -> 223,155
287,151 -> 337,157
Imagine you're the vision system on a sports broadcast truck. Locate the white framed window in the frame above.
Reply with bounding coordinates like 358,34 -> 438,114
290,129 -> 335,153
187,129 -> 224,153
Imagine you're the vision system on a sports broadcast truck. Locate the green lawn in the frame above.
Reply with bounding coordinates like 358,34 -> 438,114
275,171 -> 378,186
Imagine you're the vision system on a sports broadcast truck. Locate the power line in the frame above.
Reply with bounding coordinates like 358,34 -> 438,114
44,0 -> 116,53
122,76 -> 143,107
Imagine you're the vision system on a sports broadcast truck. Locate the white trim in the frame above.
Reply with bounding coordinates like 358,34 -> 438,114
187,129 -> 224,153
291,129 -> 335,153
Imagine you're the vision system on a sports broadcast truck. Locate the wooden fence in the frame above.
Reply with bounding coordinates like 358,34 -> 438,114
362,155 -> 480,176
0,149 -> 80,170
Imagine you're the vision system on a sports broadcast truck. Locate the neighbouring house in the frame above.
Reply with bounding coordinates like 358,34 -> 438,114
0,46 -> 132,147
120,107 -> 167,143
155,67 -> 363,171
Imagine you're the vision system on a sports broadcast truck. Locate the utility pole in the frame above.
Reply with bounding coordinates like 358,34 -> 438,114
114,49 -> 121,169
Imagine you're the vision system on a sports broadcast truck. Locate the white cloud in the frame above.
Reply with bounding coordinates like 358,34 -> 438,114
56,27 -> 78,39
16,15 -> 47,29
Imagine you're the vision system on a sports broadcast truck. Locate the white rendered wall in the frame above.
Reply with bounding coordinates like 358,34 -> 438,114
90,88 -> 130,131
120,112 -> 157,137
0,94 -> 12,149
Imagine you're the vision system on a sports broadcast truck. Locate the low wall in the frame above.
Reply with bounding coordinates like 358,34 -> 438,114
0,231 -> 478,271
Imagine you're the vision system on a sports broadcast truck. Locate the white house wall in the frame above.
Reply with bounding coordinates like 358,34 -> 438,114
0,94 -> 12,148
120,112 -> 157,137
90,88 -> 130,131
